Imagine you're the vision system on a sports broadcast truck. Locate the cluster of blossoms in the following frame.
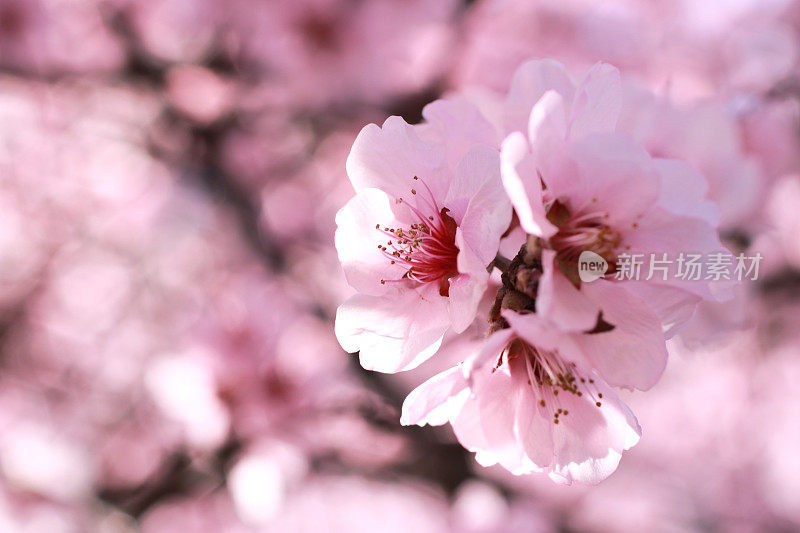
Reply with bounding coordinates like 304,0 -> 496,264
4,0 -> 800,529
335,59 -> 734,484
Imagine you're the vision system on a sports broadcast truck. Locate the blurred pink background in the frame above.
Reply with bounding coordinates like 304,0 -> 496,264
0,0 -> 799,531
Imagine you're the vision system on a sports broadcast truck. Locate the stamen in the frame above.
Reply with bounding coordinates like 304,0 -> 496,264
547,203 -> 622,275
374,176 -> 459,296
508,337 -> 606,424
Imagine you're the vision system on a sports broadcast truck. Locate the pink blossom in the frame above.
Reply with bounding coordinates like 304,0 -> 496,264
335,111 -> 511,372
402,311 -> 641,484
499,60 -> 732,340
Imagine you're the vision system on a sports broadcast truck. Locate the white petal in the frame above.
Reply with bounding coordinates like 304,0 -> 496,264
401,366 -> 469,427
528,89 -> 568,163
500,132 -> 558,238
420,97 -> 500,171
346,116 -> 447,200
536,249 -> 600,332
579,281 -> 669,391
504,59 -> 575,135
447,144 -> 512,265
568,62 -> 622,139
335,288 -> 450,373
335,188 -> 410,296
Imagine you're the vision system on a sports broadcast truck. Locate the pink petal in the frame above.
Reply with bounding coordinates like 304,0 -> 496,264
451,394 -> 492,463
654,158 -> 719,225
451,230 -> 491,334
447,272 -> 487,334
335,188 -> 411,296
527,89 -> 568,163
545,134 -> 659,227
504,59 -> 575,135
420,97 -> 500,172
502,311 -> 594,373
464,328 -> 515,376
346,116 -> 447,201
579,281 -> 669,390
622,282 -> 701,338
401,366 -> 469,427
513,371 -> 556,469
448,218 -> 492,336
501,132 -> 558,238
335,287 -> 450,373
623,207 -> 734,301
548,374 -> 640,484
477,368 -> 527,473
568,62 -> 622,140
536,249 -> 600,332
446,144 -> 512,264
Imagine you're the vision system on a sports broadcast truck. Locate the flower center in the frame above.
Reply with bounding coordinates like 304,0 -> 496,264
503,337 -> 604,424
546,200 -> 621,282
378,176 -> 459,297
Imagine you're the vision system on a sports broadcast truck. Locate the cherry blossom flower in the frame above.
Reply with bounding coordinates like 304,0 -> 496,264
335,112 -> 511,372
499,59 -> 733,340
402,310 -> 641,484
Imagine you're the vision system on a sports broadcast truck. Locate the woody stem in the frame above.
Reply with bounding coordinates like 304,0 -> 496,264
490,253 -> 512,273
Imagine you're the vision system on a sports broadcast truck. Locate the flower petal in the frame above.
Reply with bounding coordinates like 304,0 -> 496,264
548,374 -> 640,484
478,367 -> 527,472
420,97 -> 500,171
537,249 -> 601,332
568,62 -> 622,139
335,287 -> 450,373
512,364 -> 556,470
446,144 -> 512,264
335,188 -> 411,296
346,116 -> 447,200
401,366 -> 470,426
464,328 -> 515,376
501,131 -> 558,238
545,134 -> 659,227
447,272 -> 486,334
527,89 -> 568,163
623,207 -> 734,302
504,58 -> 575,135
578,281 -> 669,390
654,158 -> 719,225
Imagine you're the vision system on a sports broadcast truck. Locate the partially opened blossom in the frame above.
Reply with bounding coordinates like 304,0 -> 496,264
500,59 -> 733,340
335,112 -> 511,372
402,310 -> 641,484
